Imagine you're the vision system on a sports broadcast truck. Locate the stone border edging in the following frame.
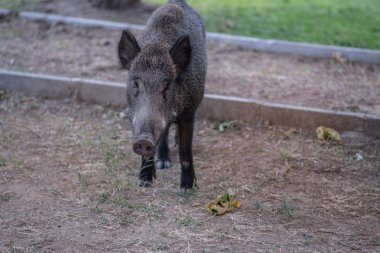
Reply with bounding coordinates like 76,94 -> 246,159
206,33 -> 380,64
1,69 -> 379,137
1,9 -> 379,64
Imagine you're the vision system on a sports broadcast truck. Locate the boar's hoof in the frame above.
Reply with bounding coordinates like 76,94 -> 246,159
139,180 -> 153,187
179,183 -> 198,196
155,159 -> 172,170
138,163 -> 155,187
179,187 -> 187,196
180,178 -> 197,193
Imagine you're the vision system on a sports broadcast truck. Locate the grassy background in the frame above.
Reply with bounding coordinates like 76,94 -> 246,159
0,0 -> 39,10
0,0 -> 379,49
145,0 -> 380,49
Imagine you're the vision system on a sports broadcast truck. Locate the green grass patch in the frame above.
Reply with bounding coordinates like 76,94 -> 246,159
281,199 -> 296,218
0,192 -> 11,203
145,0 -> 380,49
0,0 -> 38,10
0,156 -> 6,167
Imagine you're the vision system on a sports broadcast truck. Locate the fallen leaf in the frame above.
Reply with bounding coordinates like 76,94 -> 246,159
316,126 -> 342,142
192,202 -> 201,207
215,121 -> 241,133
332,52 -> 347,64
207,201 -> 229,215
197,130 -> 206,136
282,128 -> 299,138
225,19 -> 234,29
231,199 -> 241,208
286,128 -> 299,135
206,188 -> 241,215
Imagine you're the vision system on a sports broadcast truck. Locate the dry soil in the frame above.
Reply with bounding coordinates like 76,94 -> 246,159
0,93 -> 379,252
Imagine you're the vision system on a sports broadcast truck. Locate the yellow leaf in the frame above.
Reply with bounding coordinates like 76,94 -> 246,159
332,52 -> 347,64
232,200 -> 241,208
208,203 -> 229,215
316,126 -> 342,142
206,189 -> 241,215
286,128 -> 299,135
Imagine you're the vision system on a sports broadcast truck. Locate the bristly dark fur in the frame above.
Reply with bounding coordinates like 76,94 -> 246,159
118,0 -> 207,191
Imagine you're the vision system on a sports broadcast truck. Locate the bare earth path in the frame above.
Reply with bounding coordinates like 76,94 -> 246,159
0,18 -> 379,116
0,94 -> 379,252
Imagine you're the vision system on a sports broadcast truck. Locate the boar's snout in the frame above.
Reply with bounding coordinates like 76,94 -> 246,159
133,135 -> 156,156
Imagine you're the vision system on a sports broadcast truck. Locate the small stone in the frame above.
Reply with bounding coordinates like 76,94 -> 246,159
118,111 -> 128,119
354,153 -> 364,161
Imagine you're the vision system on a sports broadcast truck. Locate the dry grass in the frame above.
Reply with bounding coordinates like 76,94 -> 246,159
0,93 -> 379,252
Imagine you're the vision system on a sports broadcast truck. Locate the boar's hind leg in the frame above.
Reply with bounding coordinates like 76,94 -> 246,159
139,156 -> 156,187
155,128 -> 172,170
178,114 -> 197,192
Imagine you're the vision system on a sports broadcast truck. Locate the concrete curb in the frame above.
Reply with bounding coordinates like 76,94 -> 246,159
0,70 -> 126,105
1,69 -> 379,137
198,94 -> 380,137
206,33 -> 380,64
1,9 -> 379,64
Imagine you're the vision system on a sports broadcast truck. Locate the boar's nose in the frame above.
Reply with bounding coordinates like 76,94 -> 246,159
133,136 -> 156,156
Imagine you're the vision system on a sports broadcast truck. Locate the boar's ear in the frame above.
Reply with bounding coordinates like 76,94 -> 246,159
170,36 -> 191,73
118,30 -> 140,69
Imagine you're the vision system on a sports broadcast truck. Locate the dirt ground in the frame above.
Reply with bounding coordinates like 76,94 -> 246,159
1,2 -> 379,252
0,93 -> 379,252
27,0 -> 157,25
0,1 -> 380,116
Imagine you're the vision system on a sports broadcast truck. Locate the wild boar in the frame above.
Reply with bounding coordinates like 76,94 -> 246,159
118,0 -> 207,192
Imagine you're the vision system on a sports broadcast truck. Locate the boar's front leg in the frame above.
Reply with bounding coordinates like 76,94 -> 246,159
178,114 -> 197,192
139,156 -> 156,187
155,128 -> 172,170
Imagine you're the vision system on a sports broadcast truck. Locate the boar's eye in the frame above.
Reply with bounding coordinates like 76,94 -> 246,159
133,80 -> 139,89
164,81 -> 170,91
132,80 -> 140,97
162,81 -> 170,100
